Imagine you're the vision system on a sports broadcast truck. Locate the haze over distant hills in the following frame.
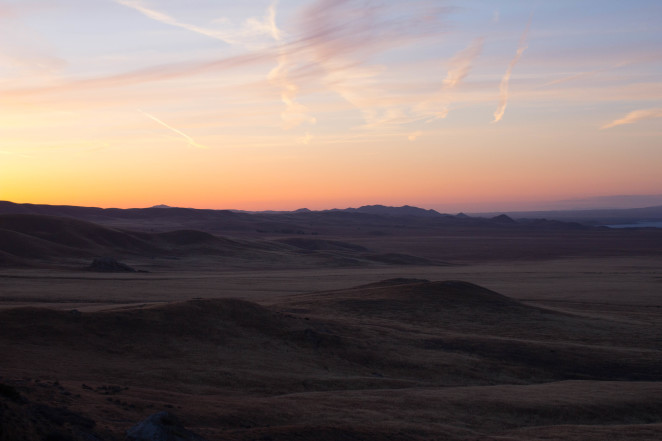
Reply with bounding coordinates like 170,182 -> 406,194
428,194 -> 662,214
475,204 -> 662,226
538,194 -> 662,210
4,200 -> 662,228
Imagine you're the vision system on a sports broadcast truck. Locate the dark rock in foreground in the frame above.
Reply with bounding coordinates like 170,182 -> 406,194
126,412 -> 207,441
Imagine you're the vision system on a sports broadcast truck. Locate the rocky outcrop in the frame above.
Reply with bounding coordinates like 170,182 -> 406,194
126,412 -> 206,441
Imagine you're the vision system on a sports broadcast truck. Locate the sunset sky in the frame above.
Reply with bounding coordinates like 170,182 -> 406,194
1,0 -> 661,212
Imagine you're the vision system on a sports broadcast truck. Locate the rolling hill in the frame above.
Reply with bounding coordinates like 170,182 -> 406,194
1,279 -> 661,440
0,214 -> 442,269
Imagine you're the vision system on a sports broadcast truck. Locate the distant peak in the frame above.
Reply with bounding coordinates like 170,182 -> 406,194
151,204 -> 173,209
350,205 -> 445,217
491,214 -> 516,224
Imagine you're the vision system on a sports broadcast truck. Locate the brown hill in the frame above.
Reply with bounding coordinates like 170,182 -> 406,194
0,214 -> 443,270
1,279 -> 662,440
278,279 -> 662,382
0,214 -> 158,260
276,237 -> 368,252
0,228 -> 88,260
282,279 -> 535,322
2,280 -> 659,392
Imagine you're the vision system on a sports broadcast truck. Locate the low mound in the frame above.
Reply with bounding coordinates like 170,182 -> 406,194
318,280 -> 525,310
87,256 -> 138,272
358,278 -> 431,288
399,280 -> 523,307
283,279 -> 549,327
363,253 -> 441,265
276,238 -> 368,252
0,298 -> 371,393
0,299 -> 297,360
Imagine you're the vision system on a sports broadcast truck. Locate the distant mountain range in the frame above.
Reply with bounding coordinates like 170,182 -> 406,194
331,205 -> 445,217
225,204 -> 447,217
2,201 -> 661,233
0,201 -> 590,237
3,201 -> 662,269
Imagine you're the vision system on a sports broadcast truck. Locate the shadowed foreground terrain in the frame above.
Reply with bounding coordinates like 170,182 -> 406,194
1,279 -> 662,440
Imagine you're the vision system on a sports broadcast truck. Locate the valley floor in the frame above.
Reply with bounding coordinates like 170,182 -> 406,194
1,256 -> 662,440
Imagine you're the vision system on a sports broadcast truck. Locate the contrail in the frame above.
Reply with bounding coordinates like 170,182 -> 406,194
119,0 -> 311,130
115,0 -> 281,48
493,18 -> 530,123
115,0 -> 237,45
601,108 -> 662,129
139,110 -> 208,149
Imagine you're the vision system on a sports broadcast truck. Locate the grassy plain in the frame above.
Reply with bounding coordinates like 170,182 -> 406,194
1,215 -> 662,440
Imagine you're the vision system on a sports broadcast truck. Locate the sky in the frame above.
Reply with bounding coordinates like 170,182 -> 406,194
1,0 -> 661,212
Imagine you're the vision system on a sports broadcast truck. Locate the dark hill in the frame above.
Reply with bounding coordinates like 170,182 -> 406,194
0,201 -> 604,239
288,279 -> 530,317
0,228 -> 88,259
490,214 -> 516,224
0,214 -> 446,269
278,279 -> 662,382
2,281 -> 662,441
2,280 -> 660,394
0,298 -> 286,345
276,238 -> 368,252
0,214 -> 268,266
341,205 -> 446,217
0,214 -> 157,254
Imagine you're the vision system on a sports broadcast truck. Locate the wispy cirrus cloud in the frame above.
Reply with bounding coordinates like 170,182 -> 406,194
493,18 -> 531,123
416,37 -> 484,122
139,110 -> 208,148
601,108 -> 662,129
2,51 -> 269,100
265,2 -> 317,130
117,0 -> 316,130
115,0 -> 280,48
290,0 -> 451,128
3,1 -> 457,135
444,38 -> 485,89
